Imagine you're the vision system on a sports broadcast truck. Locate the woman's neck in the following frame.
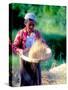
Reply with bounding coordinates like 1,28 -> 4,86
25,27 -> 34,35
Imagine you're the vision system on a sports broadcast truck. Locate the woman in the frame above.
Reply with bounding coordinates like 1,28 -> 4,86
12,13 -> 48,86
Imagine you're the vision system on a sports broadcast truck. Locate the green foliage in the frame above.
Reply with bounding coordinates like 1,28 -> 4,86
12,29 -> 19,42
9,3 -> 66,67
40,52 -> 65,71
9,54 -> 20,69
9,3 -> 66,34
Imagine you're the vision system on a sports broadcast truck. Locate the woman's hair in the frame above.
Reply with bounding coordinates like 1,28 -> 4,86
24,19 -> 36,24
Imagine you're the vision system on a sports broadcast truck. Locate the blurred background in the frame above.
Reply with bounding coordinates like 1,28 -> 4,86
9,3 -> 66,71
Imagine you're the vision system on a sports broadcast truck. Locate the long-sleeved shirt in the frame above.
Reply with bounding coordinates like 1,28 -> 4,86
12,27 -> 41,54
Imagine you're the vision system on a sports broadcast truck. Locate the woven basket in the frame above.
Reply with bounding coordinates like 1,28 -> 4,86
20,47 -> 51,63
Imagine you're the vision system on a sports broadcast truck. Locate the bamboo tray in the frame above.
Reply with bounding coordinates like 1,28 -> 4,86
19,48 -> 52,63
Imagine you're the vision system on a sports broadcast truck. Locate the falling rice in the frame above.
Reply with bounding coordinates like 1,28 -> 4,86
28,39 -> 48,60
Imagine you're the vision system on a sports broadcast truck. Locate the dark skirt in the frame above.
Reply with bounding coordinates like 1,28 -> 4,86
20,60 -> 41,86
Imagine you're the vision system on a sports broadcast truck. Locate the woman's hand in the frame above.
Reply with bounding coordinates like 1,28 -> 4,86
16,48 -> 30,56
16,49 -> 23,56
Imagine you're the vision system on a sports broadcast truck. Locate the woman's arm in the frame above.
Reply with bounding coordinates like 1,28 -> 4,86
12,30 -> 23,55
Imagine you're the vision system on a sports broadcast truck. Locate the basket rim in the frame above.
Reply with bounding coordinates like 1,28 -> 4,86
19,47 -> 51,63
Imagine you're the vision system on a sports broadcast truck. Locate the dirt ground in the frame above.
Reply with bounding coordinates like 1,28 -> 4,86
11,63 -> 67,86
41,63 -> 67,85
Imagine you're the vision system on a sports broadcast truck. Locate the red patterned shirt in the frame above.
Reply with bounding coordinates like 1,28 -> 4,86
12,27 -> 41,54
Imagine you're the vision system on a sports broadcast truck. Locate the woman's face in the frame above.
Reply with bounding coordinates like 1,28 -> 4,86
25,19 -> 35,32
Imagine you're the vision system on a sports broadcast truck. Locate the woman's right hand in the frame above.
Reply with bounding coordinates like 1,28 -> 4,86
16,49 -> 23,56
